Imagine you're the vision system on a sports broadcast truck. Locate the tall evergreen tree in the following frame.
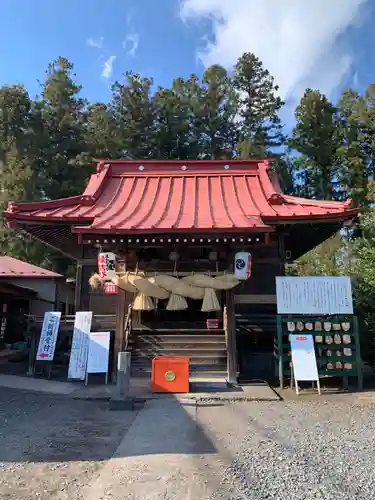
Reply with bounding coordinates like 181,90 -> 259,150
289,89 -> 339,200
110,71 -> 156,159
336,89 -> 368,206
36,57 -> 91,199
152,80 -> 194,160
84,102 -> 120,159
233,52 -> 284,158
0,85 -> 49,264
196,65 -> 239,159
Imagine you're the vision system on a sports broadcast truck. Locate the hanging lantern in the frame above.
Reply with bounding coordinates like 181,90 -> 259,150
234,252 -> 252,280
97,252 -> 117,280
104,282 -> 118,295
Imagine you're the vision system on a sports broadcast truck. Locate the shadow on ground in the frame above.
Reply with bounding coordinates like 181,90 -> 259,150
0,387 -> 217,464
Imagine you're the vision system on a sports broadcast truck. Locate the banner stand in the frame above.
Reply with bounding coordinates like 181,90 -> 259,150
290,364 -> 321,396
290,334 -> 321,396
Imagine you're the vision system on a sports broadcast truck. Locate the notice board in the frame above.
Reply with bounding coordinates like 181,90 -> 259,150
68,311 -> 93,380
36,311 -> 61,361
276,276 -> 353,315
290,334 -> 319,382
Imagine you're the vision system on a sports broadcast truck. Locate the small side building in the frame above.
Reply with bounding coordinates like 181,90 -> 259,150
0,256 -> 75,349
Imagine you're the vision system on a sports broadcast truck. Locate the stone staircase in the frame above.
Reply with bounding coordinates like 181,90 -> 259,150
128,329 -> 227,379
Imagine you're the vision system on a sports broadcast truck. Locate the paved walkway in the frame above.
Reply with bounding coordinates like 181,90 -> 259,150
72,379 -> 280,402
80,398 -> 232,500
0,373 -> 76,395
0,373 -> 280,402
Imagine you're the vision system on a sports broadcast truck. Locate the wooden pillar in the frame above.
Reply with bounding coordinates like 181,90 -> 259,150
225,290 -> 237,384
278,233 -> 286,276
113,289 -> 127,381
74,262 -> 83,312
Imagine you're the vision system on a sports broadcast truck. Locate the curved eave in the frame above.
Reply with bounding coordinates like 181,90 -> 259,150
6,214 -> 94,224
264,208 -> 359,224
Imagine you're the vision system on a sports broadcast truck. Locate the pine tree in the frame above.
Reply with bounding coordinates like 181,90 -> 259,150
0,86 -> 47,263
233,53 -> 284,158
36,57 -> 91,199
84,102 -> 121,159
336,89 -> 368,206
196,65 -> 239,159
110,71 -> 156,159
289,89 -> 339,200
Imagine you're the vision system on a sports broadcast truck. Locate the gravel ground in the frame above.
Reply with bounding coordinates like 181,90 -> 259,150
1,387 -> 375,500
0,387 -> 138,500
199,397 -> 375,500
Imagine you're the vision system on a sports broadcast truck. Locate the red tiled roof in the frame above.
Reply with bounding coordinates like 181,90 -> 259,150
5,160 -> 357,234
0,256 -> 62,278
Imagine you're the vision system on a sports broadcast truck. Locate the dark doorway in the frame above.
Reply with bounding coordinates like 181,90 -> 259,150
236,303 -> 276,382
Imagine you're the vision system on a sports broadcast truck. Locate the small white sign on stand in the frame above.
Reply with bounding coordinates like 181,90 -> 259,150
36,312 -> 61,361
85,332 -> 111,386
290,334 -> 320,395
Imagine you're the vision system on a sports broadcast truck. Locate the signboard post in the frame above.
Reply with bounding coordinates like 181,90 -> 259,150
68,311 -> 93,380
276,276 -> 353,315
36,311 -> 61,362
85,332 -> 111,386
290,334 -> 320,395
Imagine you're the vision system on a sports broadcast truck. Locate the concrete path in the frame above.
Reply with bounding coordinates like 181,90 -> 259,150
72,379 -> 280,402
0,374 -> 76,395
80,398 -> 236,500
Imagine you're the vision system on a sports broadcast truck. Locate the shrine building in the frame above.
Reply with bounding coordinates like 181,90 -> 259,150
4,159 -> 357,383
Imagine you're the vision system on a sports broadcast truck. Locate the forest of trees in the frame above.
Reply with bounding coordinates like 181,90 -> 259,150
1,52 -> 375,354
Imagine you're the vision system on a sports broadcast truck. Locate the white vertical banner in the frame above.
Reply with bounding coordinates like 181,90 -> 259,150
68,311 -> 93,380
36,312 -> 61,361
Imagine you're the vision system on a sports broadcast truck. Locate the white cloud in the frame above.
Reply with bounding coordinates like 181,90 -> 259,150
101,55 -> 116,79
180,0 -> 367,101
353,71 -> 359,88
87,36 -> 104,49
123,32 -> 140,57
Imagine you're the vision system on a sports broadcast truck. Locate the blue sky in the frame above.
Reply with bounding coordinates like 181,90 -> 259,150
1,0 -> 374,120
0,0 -> 210,103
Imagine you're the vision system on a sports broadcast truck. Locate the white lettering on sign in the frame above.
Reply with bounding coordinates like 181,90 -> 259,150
36,312 -> 61,361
